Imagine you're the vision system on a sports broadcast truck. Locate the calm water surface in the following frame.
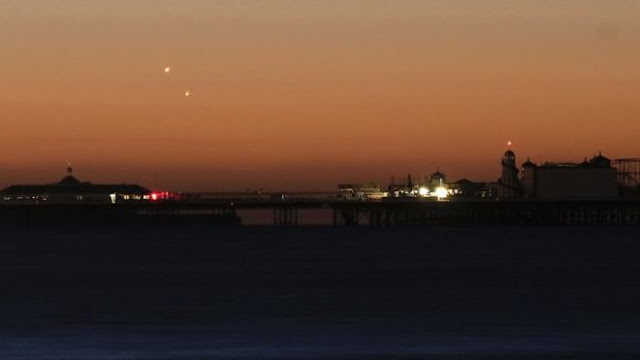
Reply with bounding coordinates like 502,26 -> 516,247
1,226 -> 639,359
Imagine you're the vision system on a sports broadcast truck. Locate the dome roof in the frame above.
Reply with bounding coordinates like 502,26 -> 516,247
58,175 -> 81,185
521,159 -> 536,168
589,152 -> 611,168
430,169 -> 446,182
504,150 -> 516,158
591,153 -> 610,162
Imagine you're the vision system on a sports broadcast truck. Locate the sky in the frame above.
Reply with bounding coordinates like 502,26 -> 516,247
1,0 -> 639,191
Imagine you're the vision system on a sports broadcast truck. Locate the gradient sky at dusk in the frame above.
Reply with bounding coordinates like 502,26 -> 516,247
2,0 -> 639,191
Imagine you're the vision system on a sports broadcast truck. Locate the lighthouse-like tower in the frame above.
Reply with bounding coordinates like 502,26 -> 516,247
498,148 -> 520,199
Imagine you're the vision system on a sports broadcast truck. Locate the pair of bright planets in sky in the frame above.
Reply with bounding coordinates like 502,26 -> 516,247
164,63 -> 514,147
163,66 -> 190,97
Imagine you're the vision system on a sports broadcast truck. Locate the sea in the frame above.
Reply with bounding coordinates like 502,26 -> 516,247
1,223 -> 640,359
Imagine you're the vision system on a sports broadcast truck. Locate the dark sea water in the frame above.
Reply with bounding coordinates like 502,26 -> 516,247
1,225 -> 640,359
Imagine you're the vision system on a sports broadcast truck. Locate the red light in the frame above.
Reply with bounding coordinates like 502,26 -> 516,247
149,191 -> 173,201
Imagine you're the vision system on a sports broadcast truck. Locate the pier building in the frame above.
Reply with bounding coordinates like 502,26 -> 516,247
0,166 -> 151,204
520,153 -> 618,200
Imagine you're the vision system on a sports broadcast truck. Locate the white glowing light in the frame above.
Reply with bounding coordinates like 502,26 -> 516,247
185,89 -> 191,97
507,141 -> 512,147
435,187 -> 448,199
418,187 -> 429,196
164,66 -> 171,73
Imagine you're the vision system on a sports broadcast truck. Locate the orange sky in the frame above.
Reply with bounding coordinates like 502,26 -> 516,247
1,1 -> 639,191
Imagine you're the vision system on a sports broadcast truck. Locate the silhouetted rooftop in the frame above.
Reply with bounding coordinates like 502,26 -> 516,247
1,175 -> 150,195
522,158 -> 536,168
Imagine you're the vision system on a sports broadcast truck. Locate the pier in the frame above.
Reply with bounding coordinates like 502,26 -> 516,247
331,200 -> 640,227
4,198 -> 640,229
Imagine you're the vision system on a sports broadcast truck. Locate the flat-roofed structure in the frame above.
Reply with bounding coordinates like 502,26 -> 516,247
521,153 -> 618,201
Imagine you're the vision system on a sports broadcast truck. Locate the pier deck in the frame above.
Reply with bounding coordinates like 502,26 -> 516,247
3,199 -> 640,228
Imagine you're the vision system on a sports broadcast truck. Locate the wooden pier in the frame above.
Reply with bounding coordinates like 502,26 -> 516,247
331,200 -> 640,227
2,199 -> 640,229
